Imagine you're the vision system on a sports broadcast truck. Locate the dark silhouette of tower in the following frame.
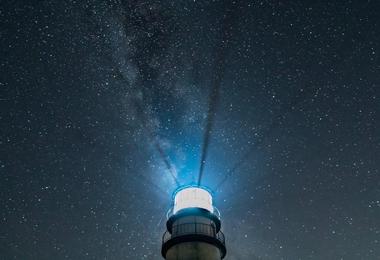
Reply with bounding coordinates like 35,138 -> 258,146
161,187 -> 226,259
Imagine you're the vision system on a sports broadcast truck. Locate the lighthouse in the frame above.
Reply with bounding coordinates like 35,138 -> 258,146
161,186 -> 226,259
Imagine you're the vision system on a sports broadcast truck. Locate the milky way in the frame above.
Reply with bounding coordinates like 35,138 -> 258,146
1,1 -> 379,259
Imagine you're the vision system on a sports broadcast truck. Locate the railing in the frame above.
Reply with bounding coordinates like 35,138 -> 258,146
162,223 -> 225,245
166,206 -> 221,220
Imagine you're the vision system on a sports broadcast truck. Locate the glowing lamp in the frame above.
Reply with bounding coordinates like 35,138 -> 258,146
173,187 -> 213,214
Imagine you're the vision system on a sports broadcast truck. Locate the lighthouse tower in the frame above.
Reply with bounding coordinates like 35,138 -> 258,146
161,186 -> 226,260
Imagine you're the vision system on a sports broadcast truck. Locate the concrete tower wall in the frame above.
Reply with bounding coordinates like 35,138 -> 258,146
166,241 -> 221,260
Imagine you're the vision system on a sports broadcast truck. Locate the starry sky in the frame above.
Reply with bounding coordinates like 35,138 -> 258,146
1,1 -> 379,259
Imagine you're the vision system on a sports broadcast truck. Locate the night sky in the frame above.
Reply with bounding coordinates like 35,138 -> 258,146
1,1 -> 379,259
